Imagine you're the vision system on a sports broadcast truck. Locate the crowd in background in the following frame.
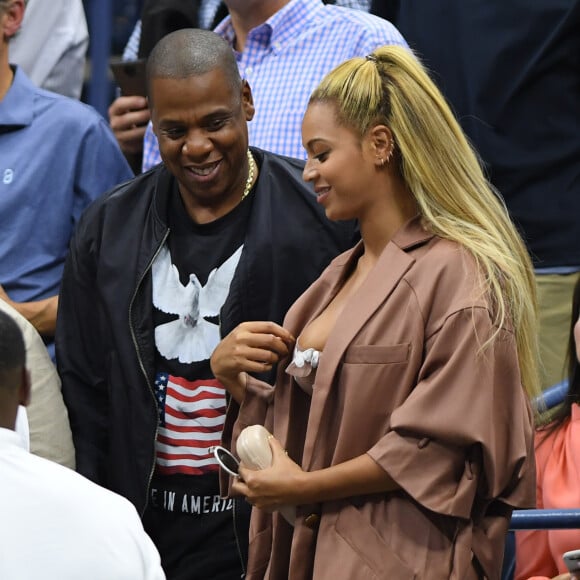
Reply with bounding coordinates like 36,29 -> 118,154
0,1 -> 579,579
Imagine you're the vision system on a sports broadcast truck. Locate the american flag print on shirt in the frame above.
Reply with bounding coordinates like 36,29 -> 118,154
154,372 -> 226,475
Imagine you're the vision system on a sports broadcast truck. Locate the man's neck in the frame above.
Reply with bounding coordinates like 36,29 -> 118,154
0,400 -> 17,431
227,0 -> 290,52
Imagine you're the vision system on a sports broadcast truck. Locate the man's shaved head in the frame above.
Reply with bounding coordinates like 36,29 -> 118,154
146,28 -> 242,104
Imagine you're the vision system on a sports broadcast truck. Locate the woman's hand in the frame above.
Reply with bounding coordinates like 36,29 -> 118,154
231,435 -> 400,515
232,435 -> 304,510
211,321 -> 295,403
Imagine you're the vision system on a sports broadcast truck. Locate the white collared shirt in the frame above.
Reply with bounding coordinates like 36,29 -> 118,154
0,428 -> 166,580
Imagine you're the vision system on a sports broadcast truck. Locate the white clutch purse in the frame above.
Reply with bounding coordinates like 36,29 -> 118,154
237,425 -> 296,526
236,425 -> 273,470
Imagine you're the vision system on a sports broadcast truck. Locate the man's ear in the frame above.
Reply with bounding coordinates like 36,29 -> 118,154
241,80 -> 255,122
2,0 -> 25,40
18,368 -> 30,408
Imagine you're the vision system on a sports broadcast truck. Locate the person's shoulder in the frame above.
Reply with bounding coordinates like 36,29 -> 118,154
23,450 -> 142,521
7,451 -> 161,577
404,235 -> 491,318
34,87 -> 108,133
31,85 -> 105,127
324,4 -> 394,25
31,84 -> 84,112
419,235 -> 472,262
97,164 -> 161,205
394,221 -> 468,270
253,148 -> 307,188
254,148 -> 358,249
320,4 -> 406,44
414,235 -> 479,279
257,148 -> 305,174
534,413 -> 575,486
254,147 -> 321,205
77,165 -> 163,228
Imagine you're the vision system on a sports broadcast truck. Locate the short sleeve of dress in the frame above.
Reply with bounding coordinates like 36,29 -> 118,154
367,307 -> 535,519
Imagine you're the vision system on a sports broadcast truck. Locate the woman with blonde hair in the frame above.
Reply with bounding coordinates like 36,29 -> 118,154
211,45 -> 539,579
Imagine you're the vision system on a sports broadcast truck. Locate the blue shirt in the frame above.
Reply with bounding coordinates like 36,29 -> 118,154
142,0 -> 406,170
0,67 -> 133,308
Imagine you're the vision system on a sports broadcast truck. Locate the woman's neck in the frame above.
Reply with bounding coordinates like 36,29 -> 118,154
358,182 -> 418,263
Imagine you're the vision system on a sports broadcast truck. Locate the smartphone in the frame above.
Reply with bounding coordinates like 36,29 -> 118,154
211,445 -> 240,478
563,549 -> 580,577
110,58 -> 147,97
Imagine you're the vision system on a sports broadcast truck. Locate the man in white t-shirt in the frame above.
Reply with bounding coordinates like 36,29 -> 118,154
0,310 -> 166,580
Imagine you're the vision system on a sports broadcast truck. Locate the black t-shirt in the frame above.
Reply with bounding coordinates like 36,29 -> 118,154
152,182 -> 252,477
145,183 -> 253,579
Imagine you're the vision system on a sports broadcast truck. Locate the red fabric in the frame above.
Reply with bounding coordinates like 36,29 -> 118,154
515,404 -> 580,579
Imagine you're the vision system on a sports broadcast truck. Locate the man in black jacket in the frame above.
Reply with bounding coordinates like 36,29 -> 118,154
57,29 -> 356,580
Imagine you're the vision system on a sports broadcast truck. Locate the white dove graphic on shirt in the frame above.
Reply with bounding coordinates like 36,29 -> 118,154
152,244 -> 243,363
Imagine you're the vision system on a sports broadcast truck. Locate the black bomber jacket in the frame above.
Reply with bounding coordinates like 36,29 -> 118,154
56,147 -> 357,513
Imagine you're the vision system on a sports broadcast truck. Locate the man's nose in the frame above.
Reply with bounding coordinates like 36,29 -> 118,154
181,131 -> 212,158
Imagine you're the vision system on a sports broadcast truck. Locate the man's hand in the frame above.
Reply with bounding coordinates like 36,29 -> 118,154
108,95 -> 150,170
0,285 -> 58,337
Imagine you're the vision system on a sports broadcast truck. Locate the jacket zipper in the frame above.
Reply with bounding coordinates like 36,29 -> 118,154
128,228 -> 170,517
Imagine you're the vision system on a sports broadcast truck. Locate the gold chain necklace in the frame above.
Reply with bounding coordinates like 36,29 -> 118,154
241,149 -> 256,201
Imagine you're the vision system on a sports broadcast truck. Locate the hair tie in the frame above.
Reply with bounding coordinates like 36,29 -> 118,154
365,54 -> 377,63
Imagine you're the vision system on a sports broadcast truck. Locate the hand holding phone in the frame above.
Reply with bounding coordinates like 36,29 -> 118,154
108,95 -> 150,160
110,58 -> 147,97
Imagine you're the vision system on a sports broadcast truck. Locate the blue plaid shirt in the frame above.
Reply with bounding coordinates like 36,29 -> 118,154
142,0 -> 406,170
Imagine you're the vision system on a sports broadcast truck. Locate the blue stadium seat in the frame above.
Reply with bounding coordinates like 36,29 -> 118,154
533,379 -> 569,412
502,508 -> 580,579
